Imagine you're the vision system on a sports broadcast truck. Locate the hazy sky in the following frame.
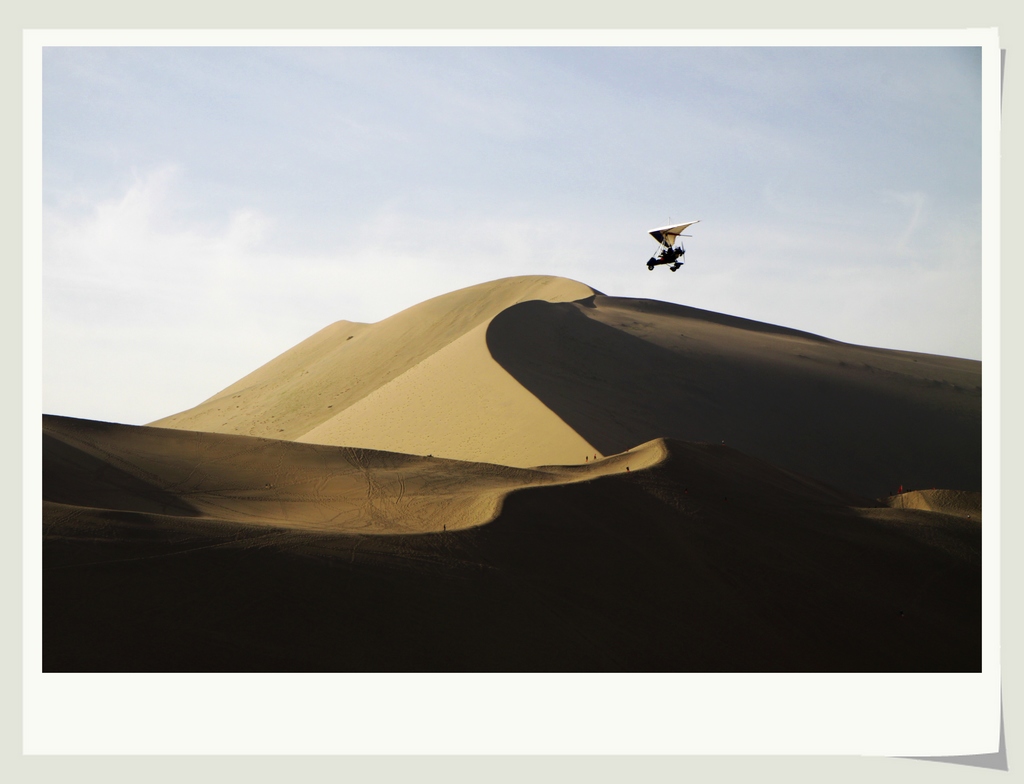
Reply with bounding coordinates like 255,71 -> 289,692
41,43 -> 984,425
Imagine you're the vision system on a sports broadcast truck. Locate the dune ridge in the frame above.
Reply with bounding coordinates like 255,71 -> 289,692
43,413 -> 979,672
485,294 -> 981,498
150,276 -> 597,462
295,319 -> 600,466
45,414 -> 659,534
149,275 -> 980,497
884,488 -> 981,520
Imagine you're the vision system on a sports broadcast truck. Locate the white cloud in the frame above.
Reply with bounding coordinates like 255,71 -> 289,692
43,167 -> 305,424
41,168 -> 598,424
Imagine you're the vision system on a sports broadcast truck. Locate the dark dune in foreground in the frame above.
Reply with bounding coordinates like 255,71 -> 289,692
43,415 -> 979,672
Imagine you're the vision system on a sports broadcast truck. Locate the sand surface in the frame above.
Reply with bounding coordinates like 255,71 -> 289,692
486,294 -> 981,499
44,414 -> 656,534
44,413 -> 978,672
45,275 -> 982,672
151,276 -> 979,498
296,319 -> 598,466
150,276 -> 597,466
882,488 -> 981,519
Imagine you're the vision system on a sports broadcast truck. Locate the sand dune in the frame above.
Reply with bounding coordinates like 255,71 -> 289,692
883,488 -> 981,519
150,276 -> 596,462
43,414 -> 979,672
44,414 -> 657,534
151,275 -> 979,497
44,275 -> 982,672
486,294 -> 980,498
295,318 -> 599,466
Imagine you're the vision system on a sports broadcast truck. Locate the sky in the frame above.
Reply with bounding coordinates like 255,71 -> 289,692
40,42 -> 985,426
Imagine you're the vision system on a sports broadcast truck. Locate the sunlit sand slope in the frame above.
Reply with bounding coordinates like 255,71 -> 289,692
150,276 -> 598,466
44,414 -> 978,672
882,488 -> 981,519
44,414 -> 658,534
150,276 -> 979,495
295,320 -> 597,466
486,295 -> 981,499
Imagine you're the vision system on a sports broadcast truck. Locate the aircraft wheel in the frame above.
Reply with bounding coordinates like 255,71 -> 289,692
670,266 -> 678,271
647,264 -> 654,271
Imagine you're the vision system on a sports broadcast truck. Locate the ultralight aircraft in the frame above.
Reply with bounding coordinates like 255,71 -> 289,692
647,220 -> 699,271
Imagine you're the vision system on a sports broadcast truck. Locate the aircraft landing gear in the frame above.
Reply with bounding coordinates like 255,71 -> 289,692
645,220 -> 698,274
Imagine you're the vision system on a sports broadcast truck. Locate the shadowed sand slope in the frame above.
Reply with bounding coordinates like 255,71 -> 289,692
44,414 -> 978,672
150,276 -> 597,465
486,296 -> 981,499
148,276 -> 979,494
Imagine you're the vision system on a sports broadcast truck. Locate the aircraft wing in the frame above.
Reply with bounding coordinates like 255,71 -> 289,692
649,220 -> 700,245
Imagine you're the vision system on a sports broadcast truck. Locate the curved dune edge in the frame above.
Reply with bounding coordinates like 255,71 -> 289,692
145,275 -> 979,495
296,320 -> 601,467
148,275 -> 598,454
43,415 -> 666,535
883,489 -> 981,520
484,295 -> 982,499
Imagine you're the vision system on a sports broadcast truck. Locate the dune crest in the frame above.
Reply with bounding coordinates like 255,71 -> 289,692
150,275 -> 597,460
148,275 -> 979,495
296,319 -> 600,466
45,414 -> 660,534
485,295 -> 981,498
884,489 -> 981,520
